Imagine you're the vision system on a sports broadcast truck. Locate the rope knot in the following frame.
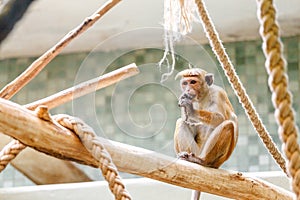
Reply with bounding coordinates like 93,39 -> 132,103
53,114 -> 131,200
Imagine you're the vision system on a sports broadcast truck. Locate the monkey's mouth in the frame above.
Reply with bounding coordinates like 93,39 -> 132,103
185,93 -> 196,100
178,93 -> 195,107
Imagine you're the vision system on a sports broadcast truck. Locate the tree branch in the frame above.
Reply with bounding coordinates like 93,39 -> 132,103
0,98 -> 294,200
0,0 -> 121,99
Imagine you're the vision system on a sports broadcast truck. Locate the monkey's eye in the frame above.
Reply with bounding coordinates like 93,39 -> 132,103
182,81 -> 188,85
190,80 -> 197,84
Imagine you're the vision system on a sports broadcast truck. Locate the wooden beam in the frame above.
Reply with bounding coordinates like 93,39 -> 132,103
0,98 -> 294,200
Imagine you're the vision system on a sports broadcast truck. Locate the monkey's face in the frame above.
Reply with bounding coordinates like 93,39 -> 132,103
180,76 -> 208,100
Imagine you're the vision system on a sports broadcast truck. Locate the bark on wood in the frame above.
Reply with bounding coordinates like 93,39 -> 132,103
0,98 -> 294,200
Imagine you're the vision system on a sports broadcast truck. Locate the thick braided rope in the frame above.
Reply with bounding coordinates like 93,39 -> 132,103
257,0 -> 300,198
0,140 -> 26,172
194,0 -> 288,175
53,114 -> 132,200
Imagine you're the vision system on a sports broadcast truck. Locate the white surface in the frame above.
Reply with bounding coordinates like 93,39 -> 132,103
0,0 -> 299,58
0,171 -> 291,200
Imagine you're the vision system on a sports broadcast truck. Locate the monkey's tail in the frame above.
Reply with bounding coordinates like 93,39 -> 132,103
191,190 -> 201,200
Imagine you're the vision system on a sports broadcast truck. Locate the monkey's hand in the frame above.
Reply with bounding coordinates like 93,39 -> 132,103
178,93 -> 194,107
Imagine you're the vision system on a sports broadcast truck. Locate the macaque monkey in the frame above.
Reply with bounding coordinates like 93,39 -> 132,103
174,68 -> 238,200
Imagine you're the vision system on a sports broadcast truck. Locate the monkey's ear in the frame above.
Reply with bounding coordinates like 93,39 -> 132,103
175,72 -> 182,80
205,73 -> 214,86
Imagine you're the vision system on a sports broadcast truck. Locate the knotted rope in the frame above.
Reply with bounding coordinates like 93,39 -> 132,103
194,0 -> 288,175
53,114 -> 132,200
256,0 -> 300,198
0,107 -> 131,200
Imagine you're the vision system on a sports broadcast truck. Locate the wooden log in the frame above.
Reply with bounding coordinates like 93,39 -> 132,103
0,98 -> 294,200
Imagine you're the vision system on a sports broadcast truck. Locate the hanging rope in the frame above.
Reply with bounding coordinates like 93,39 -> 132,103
256,0 -> 300,198
53,114 -> 132,200
193,0 -> 288,175
0,140 -> 26,172
158,0 -> 198,82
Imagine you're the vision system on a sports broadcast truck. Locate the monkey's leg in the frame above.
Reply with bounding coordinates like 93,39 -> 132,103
174,118 -> 201,154
178,120 -> 236,168
174,118 -> 203,200
199,120 -> 236,168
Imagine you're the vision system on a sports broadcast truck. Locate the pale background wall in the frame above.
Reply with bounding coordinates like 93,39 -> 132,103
0,36 -> 299,187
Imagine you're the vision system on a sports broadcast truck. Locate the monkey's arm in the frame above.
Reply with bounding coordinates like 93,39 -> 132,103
196,110 -> 225,127
174,119 -> 181,154
178,92 -> 225,127
174,118 -> 199,154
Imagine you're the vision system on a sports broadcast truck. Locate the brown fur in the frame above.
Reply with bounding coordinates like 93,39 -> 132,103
174,68 -> 238,200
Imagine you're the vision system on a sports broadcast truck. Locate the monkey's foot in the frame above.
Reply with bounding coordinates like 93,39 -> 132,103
177,152 -> 205,166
